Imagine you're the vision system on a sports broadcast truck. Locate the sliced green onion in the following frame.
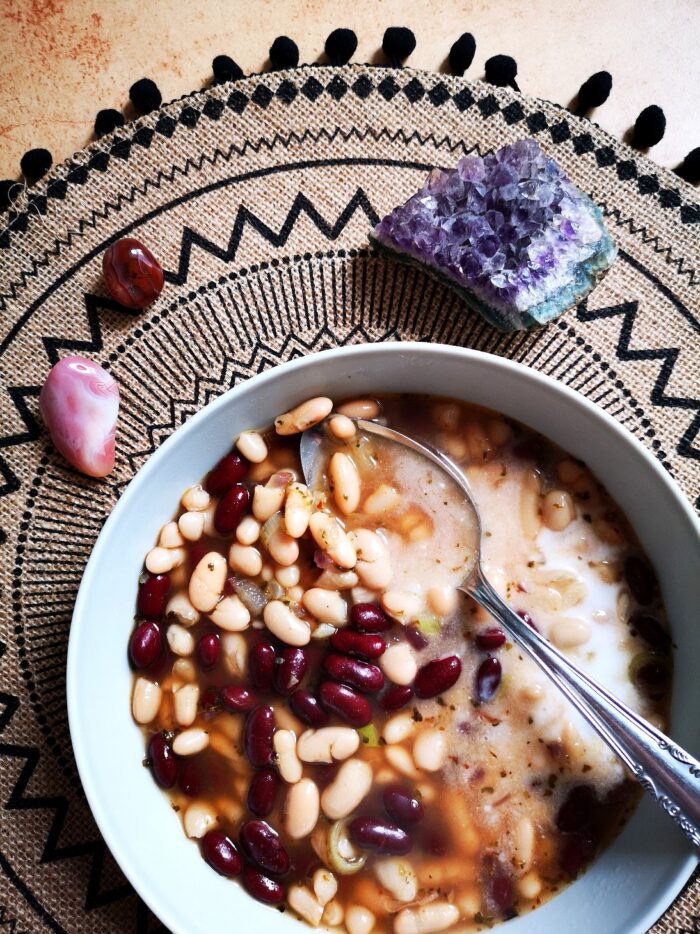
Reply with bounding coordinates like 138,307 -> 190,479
416,614 -> 441,635
357,723 -> 381,747
328,819 -> 367,875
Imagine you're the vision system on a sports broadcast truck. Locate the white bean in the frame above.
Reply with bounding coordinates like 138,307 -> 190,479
221,632 -> 248,676
329,452 -> 361,515
345,905 -> 376,934
517,871 -> 543,899
236,430 -> 268,464
132,677 -> 162,724
288,585 -> 304,603
551,616 -> 591,648
312,868 -> 338,907
202,504 -> 217,536
426,585 -> 458,617
384,745 -> 419,779
172,727 -> 209,756
275,397 -> 333,435
543,489 -> 576,531
309,512 -> 357,569
211,595 -> 251,631
181,484 -> 210,512
302,588 -> 348,625
337,398 -> 380,419
267,529 -> 299,567
487,418 -> 513,446
514,815 -> 535,870
171,657 -> 196,683
276,563 -> 301,588
288,884 -> 323,927
315,568 -> 359,590
323,900 -> 344,926
174,683 -> 199,726
285,482 -> 313,537
167,623 -> 195,657
328,414 -> 356,440
166,592 -> 200,627
297,727 -> 360,763
363,483 -> 400,516
145,546 -> 183,574
159,521 -> 184,548
253,483 -> 287,522
380,644 -> 417,686
394,901 -> 460,934
285,778 -> 320,839
382,712 -> 416,745
520,468 -> 542,539
311,623 -> 337,640
236,515 -> 261,545
178,511 -> 205,541
189,552 -> 227,612
183,801 -> 217,839
228,543 -> 263,577
374,858 -> 417,902
274,730 -> 303,783
381,590 -> 421,624
321,758 -> 373,820
413,729 -> 447,772
264,600 -> 311,646
350,529 -> 392,590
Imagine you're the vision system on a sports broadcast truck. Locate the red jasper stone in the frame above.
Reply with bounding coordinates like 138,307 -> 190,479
102,238 -> 164,309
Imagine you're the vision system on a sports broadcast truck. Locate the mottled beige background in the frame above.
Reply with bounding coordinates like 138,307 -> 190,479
0,0 -> 698,180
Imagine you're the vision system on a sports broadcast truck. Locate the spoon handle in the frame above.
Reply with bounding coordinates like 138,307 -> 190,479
468,567 -> 700,849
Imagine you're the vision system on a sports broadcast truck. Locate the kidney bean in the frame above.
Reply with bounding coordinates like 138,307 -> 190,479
290,689 -> 330,727
404,626 -> 429,650
630,612 -> 671,648
380,684 -> 414,711
624,555 -> 656,605
556,785 -> 596,833
475,656 -> 502,703
214,484 -> 250,534
147,732 -> 178,788
476,627 -> 506,650
330,629 -> 386,659
350,602 -> 392,633
239,820 -> 290,875
420,824 -> 448,855
201,686 -> 220,710
559,833 -> 596,877
319,681 -> 372,726
221,684 -> 258,713
250,642 -> 276,690
197,633 -> 220,670
137,573 -> 170,617
129,620 -> 162,669
349,817 -> 413,855
517,609 -> 539,632
201,830 -> 242,877
247,768 -> 280,817
482,857 -> 514,914
242,867 -> 285,905
383,783 -> 424,827
205,452 -> 248,495
244,706 -> 275,768
178,758 -> 206,797
274,647 -> 308,695
323,653 -> 384,694
414,655 -> 462,699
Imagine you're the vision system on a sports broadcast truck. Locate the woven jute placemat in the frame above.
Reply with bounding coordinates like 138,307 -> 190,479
0,64 -> 697,932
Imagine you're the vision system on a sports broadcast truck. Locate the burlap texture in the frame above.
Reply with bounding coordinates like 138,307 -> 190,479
0,65 -> 697,932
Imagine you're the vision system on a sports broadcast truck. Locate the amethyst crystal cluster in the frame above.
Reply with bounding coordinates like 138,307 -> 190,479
371,139 -> 616,330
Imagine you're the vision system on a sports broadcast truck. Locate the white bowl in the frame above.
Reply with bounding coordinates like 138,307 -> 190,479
68,343 -> 700,934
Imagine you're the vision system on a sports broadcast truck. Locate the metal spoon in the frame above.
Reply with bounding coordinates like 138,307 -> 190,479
301,417 -> 700,848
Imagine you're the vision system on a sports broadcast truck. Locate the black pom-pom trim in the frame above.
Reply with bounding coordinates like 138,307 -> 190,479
0,179 -> 18,210
269,36 -> 299,69
129,78 -> 162,115
633,104 -> 666,148
676,147 -> 700,184
20,148 -> 52,180
485,54 -> 519,91
382,27 -> 416,67
448,33 -> 476,76
325,28 -> 358,66
575,71 -> 612,112
213,54 -> 243,84
94,109 -> 125,138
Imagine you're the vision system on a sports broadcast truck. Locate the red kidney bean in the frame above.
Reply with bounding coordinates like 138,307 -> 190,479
137,573 -> 170,617
274,647 -> 308,695
330,629 -> 386,659
129,620 -> 162,669
559,833 -> 596,877
556,785 -> 596,833
624,556 -> 656,605
350,602 -> 392,633
383,784 -> 424,827
414,655 -> 462,699
201,830 -> 242,877
205,452 -> 248,495
630,612 -> 671,648
349,817 -> 413,855
380,684 -> 414,711
475,656 -> 501,703
221,684 -> 258,713
517,609 -> 539,632
179,758 -> 206,797
242,867 -> 285,905
239,820 -> 290,875
197,633 -> 220,670
475,627 -> 506,650
214,483 -> 250,534
250,642 -> 276,690
420,824 -> 448,856
289,689 -> 330,727
201,686 -> 220,710
103,238 -> 164,309
483,858 -> 514,915
404,626 -> 429,650
244,706 -> 275,768
247,768 -> 280,818
147,732 -> 178,788
323,653 -> 384,694
319,681 -> 372,726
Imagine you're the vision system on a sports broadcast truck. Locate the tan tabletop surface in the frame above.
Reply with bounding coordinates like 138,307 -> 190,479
0,0 -> 698,181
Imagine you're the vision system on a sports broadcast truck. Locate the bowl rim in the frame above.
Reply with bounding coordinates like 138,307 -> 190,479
67,342 -> 700,934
